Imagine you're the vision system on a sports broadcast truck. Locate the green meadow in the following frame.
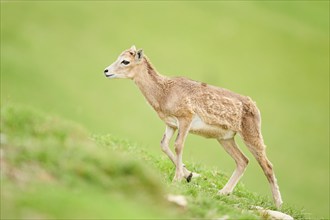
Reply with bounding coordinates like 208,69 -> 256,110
0,104 -> 307,219
1,1 -> 329,219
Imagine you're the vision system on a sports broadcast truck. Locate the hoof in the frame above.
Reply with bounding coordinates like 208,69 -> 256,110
184,172 -> 200,183
172,172 -> 185,182
217,189 -> 232,196
186,172 -> 193,183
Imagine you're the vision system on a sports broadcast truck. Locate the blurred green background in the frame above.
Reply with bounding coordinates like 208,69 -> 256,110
1,1 -> 329,218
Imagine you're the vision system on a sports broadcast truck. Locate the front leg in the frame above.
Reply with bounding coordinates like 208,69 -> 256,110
160,125 -> 199,181
160,125 -> 177,164
173,117 -> 192,182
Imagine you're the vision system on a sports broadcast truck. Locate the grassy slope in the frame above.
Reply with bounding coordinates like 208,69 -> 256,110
0,104 -> 307,219
0,104 -> 174,219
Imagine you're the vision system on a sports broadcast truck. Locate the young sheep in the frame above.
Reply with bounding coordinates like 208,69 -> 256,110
104,46 -> 283,209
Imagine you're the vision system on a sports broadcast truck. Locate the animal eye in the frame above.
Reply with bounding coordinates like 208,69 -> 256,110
121,60 -> 130,65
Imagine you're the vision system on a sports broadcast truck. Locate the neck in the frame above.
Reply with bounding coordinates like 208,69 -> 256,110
133,57 -> 167,111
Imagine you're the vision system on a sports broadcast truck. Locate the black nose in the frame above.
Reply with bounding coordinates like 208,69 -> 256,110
104,69 -> 108,73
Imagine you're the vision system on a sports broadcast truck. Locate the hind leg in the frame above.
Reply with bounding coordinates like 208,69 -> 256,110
241,133 -> 283,209
217,138 -> 249,195
240,109 -> 283,208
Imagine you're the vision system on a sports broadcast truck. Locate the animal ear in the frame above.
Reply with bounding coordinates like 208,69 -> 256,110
130,45 -> 137,52
135,49 -> 143,61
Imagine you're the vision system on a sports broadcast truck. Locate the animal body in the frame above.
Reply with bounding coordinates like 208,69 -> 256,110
104,45 -> 283,209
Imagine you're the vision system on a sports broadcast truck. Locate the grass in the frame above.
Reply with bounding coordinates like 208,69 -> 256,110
1,1 -> 329,218
0,104 -> 308,219
0,104 -> 174,219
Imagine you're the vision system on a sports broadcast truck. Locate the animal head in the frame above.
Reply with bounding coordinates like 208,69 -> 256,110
104,45 -> 144,79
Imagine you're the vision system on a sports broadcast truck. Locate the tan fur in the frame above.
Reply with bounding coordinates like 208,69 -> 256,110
104,46 -> 283,209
